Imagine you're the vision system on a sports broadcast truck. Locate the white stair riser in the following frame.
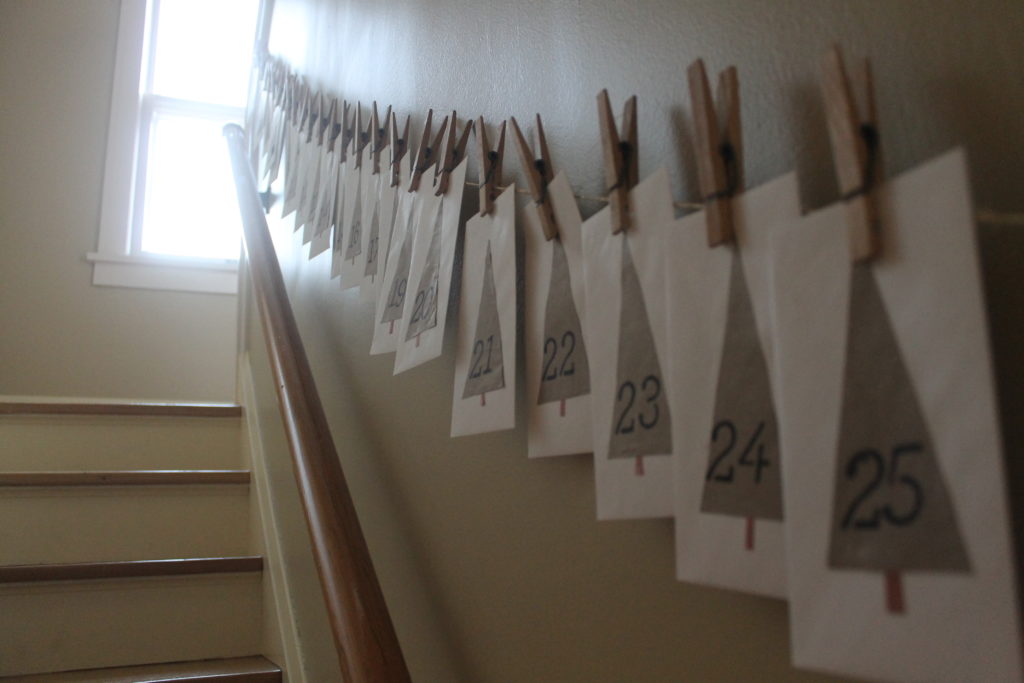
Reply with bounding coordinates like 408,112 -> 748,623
0,486 -> 251,564
0,573 -> 262,676
0,416 -> 242,471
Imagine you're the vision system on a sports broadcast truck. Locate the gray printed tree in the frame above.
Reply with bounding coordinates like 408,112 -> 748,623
363,200 -> 381,281
463,244 -> 505,404
701,253 -> 783,551
828,265 -> 969,614
405,203 -> 442,343
380,209 -> 414,334
608,239 -> 671,476
537,238 -> 590,416
343,180 -> 362,262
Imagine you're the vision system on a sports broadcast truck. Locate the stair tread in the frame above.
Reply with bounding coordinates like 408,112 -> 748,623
0,655 -> 280,682
0,471 -> 250,486
0,557 -> 263,584
0,402 -> 242,418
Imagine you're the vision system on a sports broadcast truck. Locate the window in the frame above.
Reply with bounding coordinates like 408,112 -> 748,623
91,0 -> 266,293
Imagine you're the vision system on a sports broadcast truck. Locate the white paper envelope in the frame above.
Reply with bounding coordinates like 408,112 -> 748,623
580,167 -> 675,520
667,173 -> 799,599
773,149 -> 1022,682
523,171 -> 593,458
394,158 -> 468,374
451,185 -> 517,437
371,156 -> 414,355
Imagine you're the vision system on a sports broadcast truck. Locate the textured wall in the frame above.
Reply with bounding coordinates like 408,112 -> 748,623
258,0 -> 1024,680
0,0 -> 237,401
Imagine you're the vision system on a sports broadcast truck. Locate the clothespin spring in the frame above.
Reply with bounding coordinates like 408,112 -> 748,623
606,141 -> 634,196
839,123 -> 879,202
702,142 -> 739,203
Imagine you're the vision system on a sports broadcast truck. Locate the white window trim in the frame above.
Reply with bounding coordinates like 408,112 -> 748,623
93,0 -> 270,295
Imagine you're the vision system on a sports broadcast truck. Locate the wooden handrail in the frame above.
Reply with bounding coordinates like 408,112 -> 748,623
223,124 -> 410,682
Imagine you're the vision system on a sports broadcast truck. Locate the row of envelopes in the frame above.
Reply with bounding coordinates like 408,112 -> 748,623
243,49 -> 1023,682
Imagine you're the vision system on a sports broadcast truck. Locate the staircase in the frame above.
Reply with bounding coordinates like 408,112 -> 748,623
0,401 -> 281,682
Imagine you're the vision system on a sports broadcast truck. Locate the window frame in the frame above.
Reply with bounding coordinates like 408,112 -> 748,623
92,0 -> 270,294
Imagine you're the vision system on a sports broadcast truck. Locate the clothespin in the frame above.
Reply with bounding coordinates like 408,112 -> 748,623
272,68 -> 283,107
688,59 -> 742,247
326,97 -> 342,153
355,103 -> 372,169
435,112 -> 473,196
408,110 -> 448,193
371,102 -> 391,175
390,113 -> 410,188
338,100 -> 352,163
475,117 -> 505,215
510,114 -> 558,240
305,92 -> 321,144
822,45 -> 882,262
596,90 -> 638,234
294,83 -> 308,130
317,93 -> 332,146
287,77 -> 298,125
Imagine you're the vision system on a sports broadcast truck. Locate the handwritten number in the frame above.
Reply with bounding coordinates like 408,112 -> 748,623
540,331 -> 577,383
469,340 -> 484,379
637,376 -> 660,429
706,420 -> 737,482
542,338 -> 558,381
615,382 -> 636,434
484,335 -> 494,374
841,443 -> 925,530
410,281 -> 437,324
410,291 -> 425,323
388,278 -> 407,309
736,421 -> 768,483
614,374 -> 660,435
560,331 -> 576,376
469,335 -> 496,379
705,420 -> 768,483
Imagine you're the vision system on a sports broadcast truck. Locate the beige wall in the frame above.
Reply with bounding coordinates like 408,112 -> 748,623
0,0 -> 237,402
251,1 -> 1024,681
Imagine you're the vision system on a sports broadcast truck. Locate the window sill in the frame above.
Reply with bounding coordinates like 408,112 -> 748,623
86,252 -> 239,295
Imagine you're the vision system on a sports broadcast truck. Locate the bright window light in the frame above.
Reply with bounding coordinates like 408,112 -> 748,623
137,0 -> 261,261
142,114 -> 243,259
151,0 -> 260,107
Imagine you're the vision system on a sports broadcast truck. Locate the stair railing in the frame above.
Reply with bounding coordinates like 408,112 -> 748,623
223,123 -> 410,683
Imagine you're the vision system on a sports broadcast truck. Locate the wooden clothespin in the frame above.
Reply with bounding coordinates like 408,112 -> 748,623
510,114 -> 558,240
294,83 -> 308,130
475,117 -> 505,215
597,90 -> 638,234
371,102 -> 391,175
338,100 -> 352,163
408,110 -> 448,193
355,103 -> 372,169
435,112 -> 473,196
326,97 -> 342,153
390,113 -> 410,188
317,93 -> 332,146
688,59 -> 742,247
305,92 -> 321,144
822,45 -> 882,262
286,77 -> 298,124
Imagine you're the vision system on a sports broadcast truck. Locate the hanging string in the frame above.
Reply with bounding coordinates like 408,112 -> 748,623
464,179 -> 703,210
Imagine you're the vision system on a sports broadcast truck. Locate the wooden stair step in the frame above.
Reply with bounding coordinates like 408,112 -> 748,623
0,655 -> 281,682
0,557 -> 263,584
0,471 -> 250,487
0,402 -> 242,418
